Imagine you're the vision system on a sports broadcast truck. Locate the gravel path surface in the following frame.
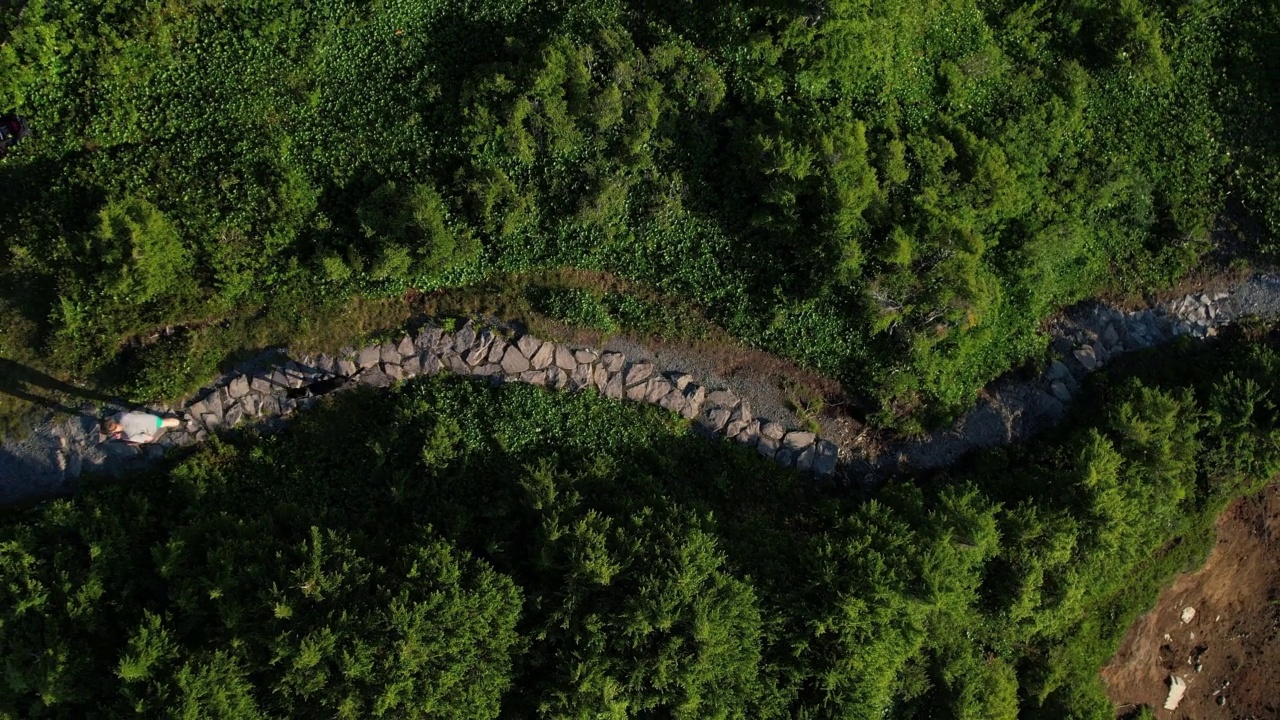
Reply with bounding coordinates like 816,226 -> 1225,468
5,272 -> 1280,506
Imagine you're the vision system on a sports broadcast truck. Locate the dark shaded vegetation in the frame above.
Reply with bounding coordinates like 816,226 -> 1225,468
4,323 -> 1280,718
1,0 -> 1278,430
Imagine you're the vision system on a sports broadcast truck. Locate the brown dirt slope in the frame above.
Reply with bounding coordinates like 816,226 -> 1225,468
1102,483 -> 1280,719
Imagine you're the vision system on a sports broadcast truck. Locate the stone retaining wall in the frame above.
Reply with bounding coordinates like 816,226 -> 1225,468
125,320 -> 840,481
8,273 -> 1280,506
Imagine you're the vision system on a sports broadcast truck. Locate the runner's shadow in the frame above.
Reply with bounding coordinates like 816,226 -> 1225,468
0,358 -> 135,418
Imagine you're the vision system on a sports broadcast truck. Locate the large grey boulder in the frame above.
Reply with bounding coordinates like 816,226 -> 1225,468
357,345 -> 381,370
574,349 -> 598,364
502,346 -> 531,374
487,341 -> 507,364
380,342 -> 402,366
416,326 -> 443,350
626,381 -> 649,403
624,363 -> 653,387
705,390 -> 737,409
453,324 -> 476,354
699,406 -> 731,433
554,345 -> 577,372
337,358 -> 358,377
228,375 -> 251,399
517,334 -> 542,358
531,343 -> 556,370
444,353 -> 469,375
601,352 -> 626,373
397,335 -> 415,357
464,346 -> 489,366
1073,345 -> 1097,371
813,440 -> 838,476
420,354 -> 443,376
644,377 -> 673,403
783,431 -> 816,450
605,372 -> 625,399
757,436 -> 779,459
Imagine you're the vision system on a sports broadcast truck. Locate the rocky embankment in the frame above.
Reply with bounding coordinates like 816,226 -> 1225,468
4,273 -> 1280,506
879,274 -> 1280,477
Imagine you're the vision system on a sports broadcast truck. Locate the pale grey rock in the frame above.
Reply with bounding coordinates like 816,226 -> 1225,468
734,420 -> 761,447
475,329 -> 497,355
624,363 -> 654,387
669,373 -> 694,391
570,364 -> 593,391
337,358 -> 358,377
574,349 -> 598,364
251,374 -> 274,394
593,365 -> 610,392
601,352 -> 626,373
380,342 -> 401,365
402,354 -> 422,376
1102,324 -> 1119,348
453,324 -> 476,353
1048,360 -> 1071,381
683,385 -> 705,416
783,431 -> 816,450
517,334 -> 542,358
658,390 -> 686,415
796,445 -> 816,472
757,436 -> 779,459
605,372 -> 625,399
228,375 -> 250,399
357,345 -> 381,370
521,370 -> 547,387
700,407 -> 731,433
502,346 -> 531,374
361,370 -> 394,388
397,335 -> 415,357
416,326 -> 442,350
813,441 -> 838,476
626,381 -> 649,403
383,363 -> 404,381
705,390 -> 738,409
761,422 -> 785,440
444,353 -> 469,374
420,354 -> 442,376
554,345 -> 576,371
201,412 -> 221,430
224,405 -> 245,429
545,366 -> 565,389
531,343 -> 556,370
488,341 -> 507,364
1073,345 -> 1097,371
645,378 -> 674,404
464,346 -> 489,366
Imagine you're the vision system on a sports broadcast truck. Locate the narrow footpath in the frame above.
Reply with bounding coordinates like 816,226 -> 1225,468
4,273 -> 1280,507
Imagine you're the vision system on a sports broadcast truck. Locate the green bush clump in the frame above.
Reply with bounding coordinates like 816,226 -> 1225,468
4,327 -> 1280,718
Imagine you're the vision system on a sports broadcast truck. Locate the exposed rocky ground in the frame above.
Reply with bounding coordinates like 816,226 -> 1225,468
1102,481 -> 1280,719
4,272 -> 1280,507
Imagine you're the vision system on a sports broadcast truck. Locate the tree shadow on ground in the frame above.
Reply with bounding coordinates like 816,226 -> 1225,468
0,357 -> 140,418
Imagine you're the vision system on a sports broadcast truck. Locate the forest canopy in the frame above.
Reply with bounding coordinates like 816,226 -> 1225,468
4,326 -> 1280,718
1,0 -> 1277,426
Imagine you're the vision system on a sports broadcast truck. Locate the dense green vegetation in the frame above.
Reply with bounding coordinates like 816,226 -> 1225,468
5,325 -> 1280,718
2,0 -> 1277,427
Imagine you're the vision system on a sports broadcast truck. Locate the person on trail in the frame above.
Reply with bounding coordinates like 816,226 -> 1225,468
0,114 -> 31,158
101,411 -> 180,444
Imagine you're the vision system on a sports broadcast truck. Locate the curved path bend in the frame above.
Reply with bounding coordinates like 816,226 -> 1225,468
4,273 -> 1280,506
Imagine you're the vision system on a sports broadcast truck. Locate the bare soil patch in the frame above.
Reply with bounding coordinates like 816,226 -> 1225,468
1102,483 -> 1280,719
